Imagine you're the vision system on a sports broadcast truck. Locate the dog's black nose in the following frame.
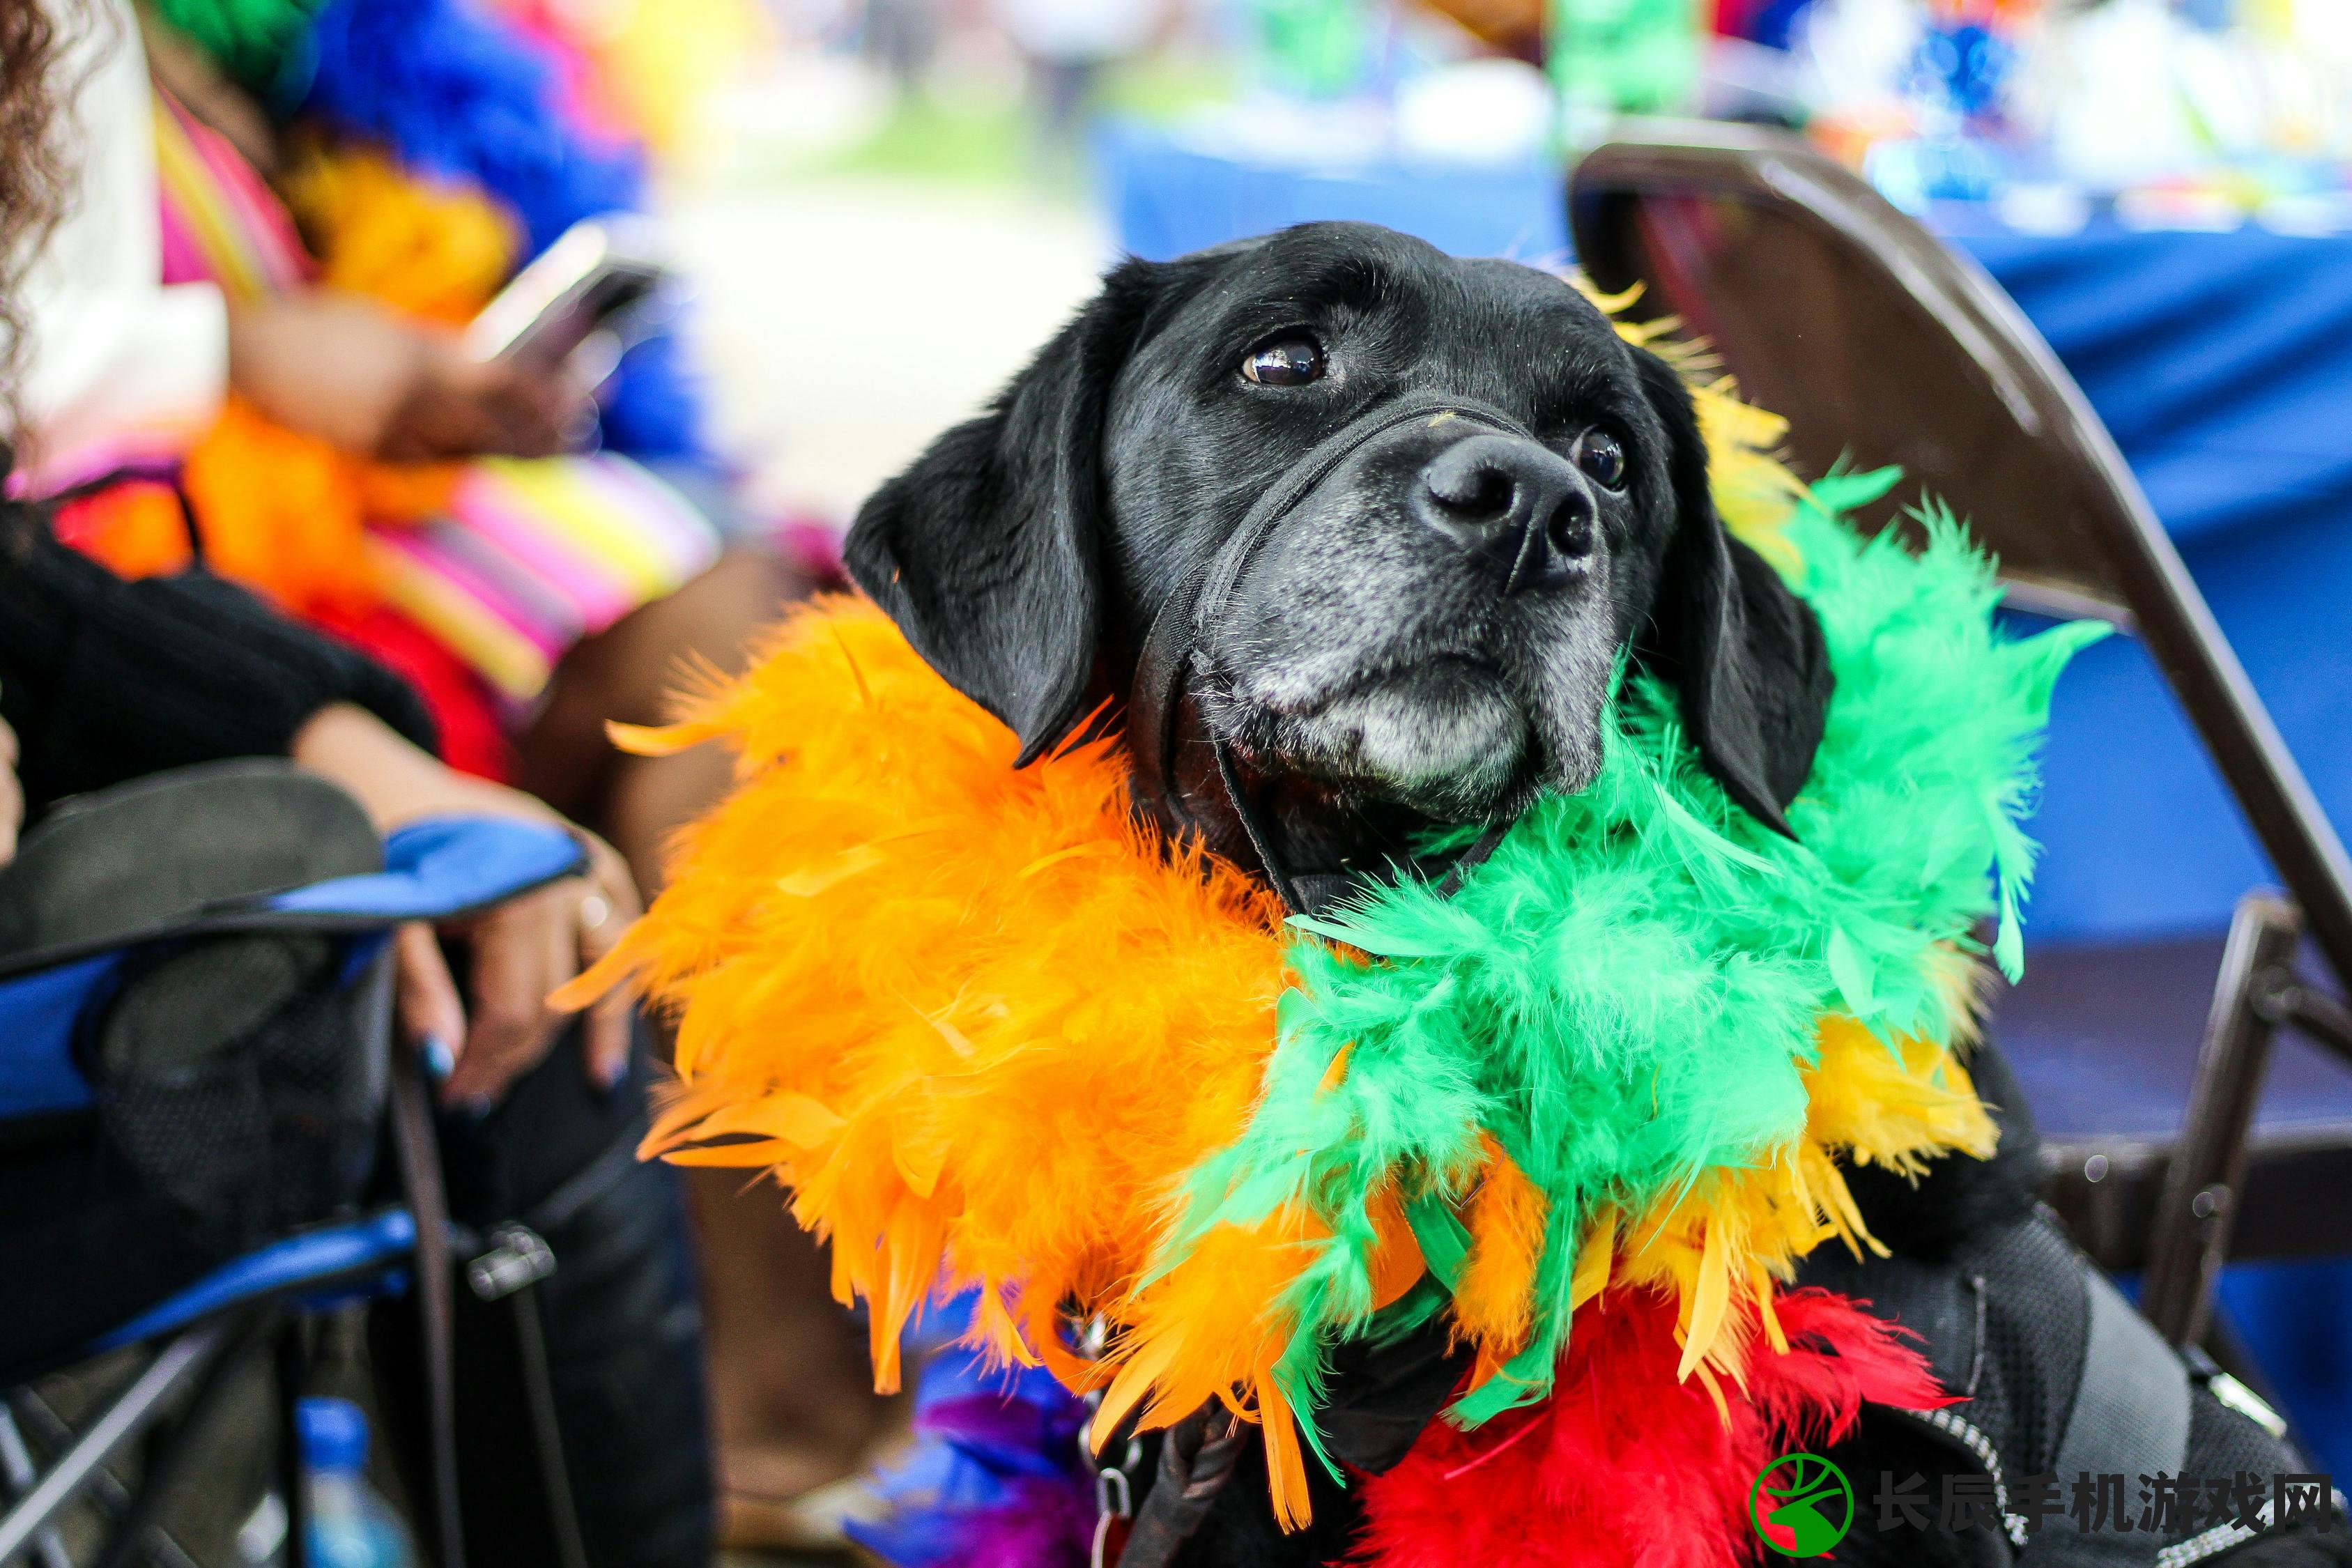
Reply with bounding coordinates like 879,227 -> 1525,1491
1412,433 -> 1594,592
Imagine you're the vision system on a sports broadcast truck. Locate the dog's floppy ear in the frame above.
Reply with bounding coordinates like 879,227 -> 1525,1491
1632,346 -> 1832,838
845,259 -> 1178,764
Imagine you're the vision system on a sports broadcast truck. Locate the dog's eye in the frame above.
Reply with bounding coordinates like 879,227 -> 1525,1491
1577,430 -> 1627,490
1241,337 -> 1325,386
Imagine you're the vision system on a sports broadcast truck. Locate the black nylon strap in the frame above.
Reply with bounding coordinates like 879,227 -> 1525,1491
388,1046 -> 467,1568
1128,390 -> 1535,914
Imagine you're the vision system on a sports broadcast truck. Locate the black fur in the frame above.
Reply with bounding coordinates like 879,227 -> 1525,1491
1629,348 -> 1831,838
847,261 -> 1202,763
846,222 -> 1833,875
843,222 -> 2328,1567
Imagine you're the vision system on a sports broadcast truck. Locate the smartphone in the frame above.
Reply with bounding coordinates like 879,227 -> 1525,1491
463,216 -> 676,375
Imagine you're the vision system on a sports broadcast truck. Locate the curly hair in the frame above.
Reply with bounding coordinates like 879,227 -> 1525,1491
0,0 -> 84,469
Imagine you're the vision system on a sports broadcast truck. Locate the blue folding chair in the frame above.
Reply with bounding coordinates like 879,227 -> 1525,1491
0,769 -> 585,1568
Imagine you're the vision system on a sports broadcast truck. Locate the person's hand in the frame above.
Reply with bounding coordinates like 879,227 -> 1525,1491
391,832 -> 641,1109
226,291 -> 590,463
291,703 -> 640,1107
379,343 -> 591,463
1,711 -> 22,867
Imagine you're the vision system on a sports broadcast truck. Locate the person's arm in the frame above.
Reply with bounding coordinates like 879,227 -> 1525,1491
16,0 -> 585,486
291,704 -> 638,1107
0,520 -> 633,1103
15,0 -> 229,477
0,521 -> 436,813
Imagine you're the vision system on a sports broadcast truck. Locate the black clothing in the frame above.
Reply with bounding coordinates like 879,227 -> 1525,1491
0,512 -> 712,1567
372,1022 -> 716,1568
0,512 -> 435,820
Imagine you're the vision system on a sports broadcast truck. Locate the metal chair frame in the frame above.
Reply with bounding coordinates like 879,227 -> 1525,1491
1568,120 -> 2352,1348
0,810 -> 592,1568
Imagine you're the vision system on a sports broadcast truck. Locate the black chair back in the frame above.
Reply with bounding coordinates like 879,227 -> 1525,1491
1567,119 -> 2352,992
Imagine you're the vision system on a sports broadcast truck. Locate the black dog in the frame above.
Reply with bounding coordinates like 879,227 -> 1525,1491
843,222 -> 2342,1567
850,221 -> 1827,904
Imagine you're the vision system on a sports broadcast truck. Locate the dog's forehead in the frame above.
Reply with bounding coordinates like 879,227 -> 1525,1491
1190,224 -> 1604,322
1158,224 -> 1638,399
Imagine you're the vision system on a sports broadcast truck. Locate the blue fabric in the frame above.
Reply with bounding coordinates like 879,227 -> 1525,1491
0,819 -> 578,1121
0,954 -> 121,1117
1093,125 -> 2352,944
2219,1257 -> 2352,1478
1962,224 -> 2352,944
90,1208 -> 417,1351
267,816 -> 583,921
1098,121 -> 1569,265
295,0 -> 714,467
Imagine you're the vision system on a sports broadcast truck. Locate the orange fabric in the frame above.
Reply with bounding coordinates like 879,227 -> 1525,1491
176,397 -> 458,617
52,483 -> 197,580
564,596 -> 1334,1522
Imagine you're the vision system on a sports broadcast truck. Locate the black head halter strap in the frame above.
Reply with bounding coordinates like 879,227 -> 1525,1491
1126,390 -> 1531,916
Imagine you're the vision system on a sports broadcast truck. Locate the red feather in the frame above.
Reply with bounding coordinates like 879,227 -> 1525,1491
1353,1287 -> 1951,1568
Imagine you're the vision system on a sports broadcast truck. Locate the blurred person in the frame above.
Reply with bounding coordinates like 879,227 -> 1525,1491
0,6 -> 711,1558
0,492 -> 716,1566
865,0 -> 945,90
994,0 -> 1167,136
17,0 -> 796,900
15,3 -> 904,1548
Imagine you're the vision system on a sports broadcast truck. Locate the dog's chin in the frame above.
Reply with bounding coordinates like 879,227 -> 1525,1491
1217,660 -> 1568,824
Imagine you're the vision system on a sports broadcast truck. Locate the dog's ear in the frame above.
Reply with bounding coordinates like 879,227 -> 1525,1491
845,259 -> 1181,764
1631,346 -> 1832,838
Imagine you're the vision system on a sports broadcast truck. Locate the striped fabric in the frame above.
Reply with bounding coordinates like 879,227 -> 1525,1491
149,85 -> 719,707
153,93 -> 309,302
370,454 -> 720,701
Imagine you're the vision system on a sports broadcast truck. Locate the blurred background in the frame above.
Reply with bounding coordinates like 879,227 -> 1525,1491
668,0 -> 2352,517
650,0 -> 2352,1546
13,0 -> 2352,1564
606,0 -> 2352,1543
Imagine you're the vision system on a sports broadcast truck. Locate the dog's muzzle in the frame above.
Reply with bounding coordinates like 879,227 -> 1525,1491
1126,390 -> 1529,914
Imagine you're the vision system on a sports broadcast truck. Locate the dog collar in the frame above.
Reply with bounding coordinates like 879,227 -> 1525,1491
1125,389 -> 1535,914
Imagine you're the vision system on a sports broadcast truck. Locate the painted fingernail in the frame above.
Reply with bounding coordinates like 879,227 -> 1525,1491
422,1034 -> 456,1081
461,1095 -> 497,1121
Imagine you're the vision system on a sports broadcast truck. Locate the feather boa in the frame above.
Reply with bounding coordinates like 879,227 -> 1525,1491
846,1300 -> 1098,1568
297,0 -> 643,258
1359,1285 -> 1949,1567
860,1281 -> 1949,1568
148,0 -> 323,93
289,0 -> 705,456
574,395 -> 2105,1535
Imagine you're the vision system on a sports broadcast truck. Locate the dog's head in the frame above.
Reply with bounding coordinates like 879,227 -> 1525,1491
846,222 -> 1830,856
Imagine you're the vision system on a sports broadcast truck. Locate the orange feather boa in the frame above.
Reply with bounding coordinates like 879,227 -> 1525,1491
569,594 -> 1999,1525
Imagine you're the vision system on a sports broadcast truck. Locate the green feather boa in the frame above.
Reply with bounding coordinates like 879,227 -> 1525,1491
1161,474 -> 2110,1459
148,0 -> 325,93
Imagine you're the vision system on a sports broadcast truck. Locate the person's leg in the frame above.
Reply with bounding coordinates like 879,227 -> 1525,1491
371,1017 -> 714,1568
513,547 -> 902,1544
515,548 -> 803,895
689,1166 -> 906,1545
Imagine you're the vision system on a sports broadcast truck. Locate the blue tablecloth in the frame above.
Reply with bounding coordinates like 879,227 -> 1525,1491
1096,122 -> 2352,947
1096,123 -> 2352,1471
